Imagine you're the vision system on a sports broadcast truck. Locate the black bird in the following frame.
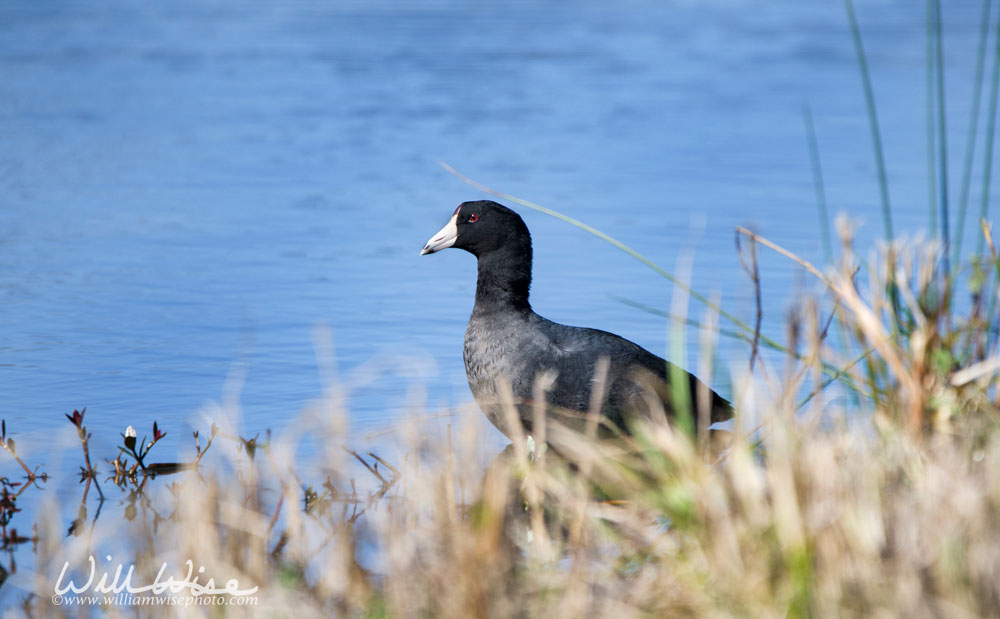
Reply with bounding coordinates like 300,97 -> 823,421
421,200 -> 731,440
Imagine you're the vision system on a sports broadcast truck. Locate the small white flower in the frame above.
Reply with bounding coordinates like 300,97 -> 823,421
125,425 -> 136,438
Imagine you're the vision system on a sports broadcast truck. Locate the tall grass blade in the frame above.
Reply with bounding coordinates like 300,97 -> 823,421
952,0 -> 993,268
796,343 -> 879,410
844,0 -> 900,320
802,103 -> 833,265
932,0 -> 951,275
669,254 -> 695,437
926,0 -> 940,238
978,4 -> 1000,258
843,0 -> 895,243
612,296 -> 755,344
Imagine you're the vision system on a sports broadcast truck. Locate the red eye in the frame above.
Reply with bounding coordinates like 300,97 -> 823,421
468,213 -> 479,223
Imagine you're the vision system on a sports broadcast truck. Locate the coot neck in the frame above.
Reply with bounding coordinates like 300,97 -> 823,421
472,243 -> 533,315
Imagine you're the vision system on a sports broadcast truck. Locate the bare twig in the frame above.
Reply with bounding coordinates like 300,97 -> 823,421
343,447 -> 388,486
736,229 -> 763,371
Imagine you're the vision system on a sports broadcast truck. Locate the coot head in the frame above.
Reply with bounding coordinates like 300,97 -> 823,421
420,200 -> 530,258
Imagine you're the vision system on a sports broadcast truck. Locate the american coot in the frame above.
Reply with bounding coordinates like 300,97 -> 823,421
421,200 -> 732,439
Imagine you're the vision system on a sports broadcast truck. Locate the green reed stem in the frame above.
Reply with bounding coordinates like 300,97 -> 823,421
803,103 -> 833,265
926,0 -> 940,238
978,4 -> 1000,258
844,0 -> 894,244
614,296 -> 785,352
932,0 -> 951,275
953,0 -> 993,269
844,0 -> 899,321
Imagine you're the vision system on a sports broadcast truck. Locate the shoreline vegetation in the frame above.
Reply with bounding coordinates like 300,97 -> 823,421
3,219 -> 1000,616
4,0 -> 1000,616
3,201 -> 998,618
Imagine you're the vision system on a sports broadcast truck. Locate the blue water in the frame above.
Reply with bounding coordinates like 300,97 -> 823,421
0,0 -> 995,544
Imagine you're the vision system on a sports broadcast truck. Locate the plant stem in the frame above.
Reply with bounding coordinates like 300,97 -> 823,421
1,444 -> 34,481
978,2 -> 1000,258
843,0 -> 894,245
80,434 -> 104,500
844,0 -> 899,320
802,103 -> 833,265
952,0 -> 993,269
926,0 -> 939,237
932,0 -> 951,275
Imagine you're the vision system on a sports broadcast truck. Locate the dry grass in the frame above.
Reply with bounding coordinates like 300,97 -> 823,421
8,230 -> 1000,618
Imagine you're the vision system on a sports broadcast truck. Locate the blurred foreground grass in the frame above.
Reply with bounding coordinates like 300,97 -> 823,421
4,224 -> 1000,618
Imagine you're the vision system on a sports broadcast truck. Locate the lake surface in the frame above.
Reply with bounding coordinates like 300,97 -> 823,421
0,0 -> 995,551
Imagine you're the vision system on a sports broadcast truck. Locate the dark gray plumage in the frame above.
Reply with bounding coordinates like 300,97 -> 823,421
421,200 -> 732,439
